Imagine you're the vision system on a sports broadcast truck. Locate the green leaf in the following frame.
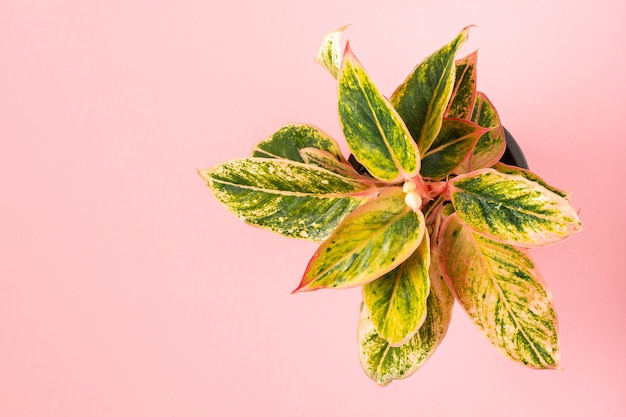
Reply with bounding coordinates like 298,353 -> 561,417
439,214 -> 560,369
252,124 -> 345,163
390,28 -> 469,154
338,44 -> 419,183
420,118 -> 488,180
199,158 -> 374,241
449,169 -> 582,247
295,188 -> 425,291
358,243 -> 454,385
445,50 -> 477,120
316,25 -> 349,79
362,230 -> 430,346
492,162 -> 570,200
455,92 -> 505,173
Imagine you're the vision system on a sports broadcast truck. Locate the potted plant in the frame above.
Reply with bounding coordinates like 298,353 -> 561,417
199,26 -> 582,385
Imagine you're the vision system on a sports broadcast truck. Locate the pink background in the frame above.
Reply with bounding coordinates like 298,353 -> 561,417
1,1 -> 625,416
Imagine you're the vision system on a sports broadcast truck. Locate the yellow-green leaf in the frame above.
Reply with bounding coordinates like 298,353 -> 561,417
362,230 -> 430,346
390,28 -> 469,154
492,162 -> 570,200
420,118 -> 488,180
252,124 -> 345,163
338,45 -> 419,183
439,214 -> 560,369
358,244 -> 454,385
449,169 -> 582,247
199,158 -> 374,241
455,92 -> 505,173
445,50 -> 477,120
315,25 -> 349,79
295,188 -> 425,291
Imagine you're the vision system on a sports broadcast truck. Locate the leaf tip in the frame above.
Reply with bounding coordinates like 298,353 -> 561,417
462,24 -> 477,36
291,277 -> 315,294
197,168 -> 211,183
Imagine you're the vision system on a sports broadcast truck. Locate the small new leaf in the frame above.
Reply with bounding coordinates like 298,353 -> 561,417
449,169 -> 582,247
439,214 -> 560,368
363,230 -> 430,346
199,158 -> 374,241
316,25 -> 350,79
295,188 -> 425,291
391,28 -> 469,154
338,45 -> 419,183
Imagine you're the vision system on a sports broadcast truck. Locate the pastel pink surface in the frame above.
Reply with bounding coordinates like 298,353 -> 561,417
1,1 -> 624,416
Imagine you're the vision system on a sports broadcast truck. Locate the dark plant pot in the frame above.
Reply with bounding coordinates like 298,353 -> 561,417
500,127 -> 528,170
347,126 -> 529,175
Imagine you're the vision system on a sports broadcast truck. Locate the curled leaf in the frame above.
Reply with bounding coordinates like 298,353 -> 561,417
316,25 -> 350,79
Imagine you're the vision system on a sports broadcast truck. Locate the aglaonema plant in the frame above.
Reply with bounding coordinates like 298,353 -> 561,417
199,26 -> 583,385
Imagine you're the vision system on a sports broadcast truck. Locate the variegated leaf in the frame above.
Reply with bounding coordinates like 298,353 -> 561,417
390,28 -> 469,154
295,188 -> 425,291
358,243 -> 454,385
362,230 -> 430,346
316,25 -> 349,79
299,147 -> 363,179
492,162 -> 570,200
455,92 -> 505,173
252,124 -> 346,163
439,214 -> 560,369
449,169 -> 582,247
420,118 -> 488,180
338,44 -> 419,183
199,158 -> 374,242
445,50 -> 477,120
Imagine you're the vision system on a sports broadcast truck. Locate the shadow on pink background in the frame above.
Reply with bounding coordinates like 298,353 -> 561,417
1,1 -> 624,416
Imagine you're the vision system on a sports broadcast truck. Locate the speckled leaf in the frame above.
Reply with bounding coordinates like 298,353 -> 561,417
455,92 -> 505,173
199,158 -> 374,242
439,214 -> 560,369
338,45 -> 419,183
358,243 -> 454,385
449,169 -> 582,247
252,124 -> 345,163
492,162 -> 570,200
390,28 -> 469,154
445,51 -> 477,119
362,230 -> 430,346
420,118 -> 488,180
295,188 -> 425,291
316,25 -> 349,78
299,147 -> 364,179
